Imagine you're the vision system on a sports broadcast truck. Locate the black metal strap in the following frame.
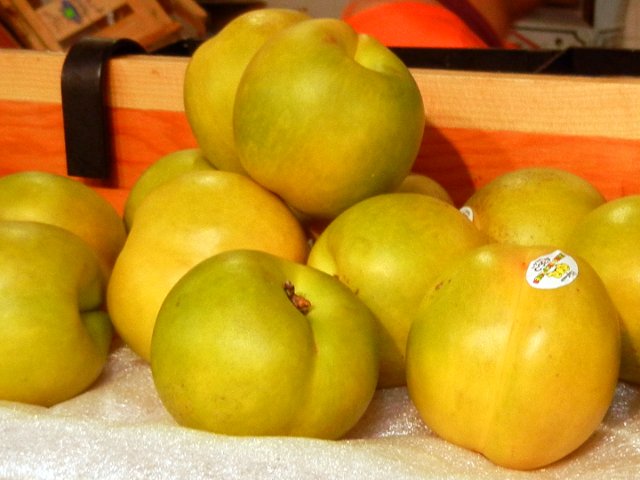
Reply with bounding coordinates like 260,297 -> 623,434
391,46 -> 640,76
61,37 -> 146,180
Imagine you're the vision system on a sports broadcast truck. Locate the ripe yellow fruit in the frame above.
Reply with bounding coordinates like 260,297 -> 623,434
0,171 -> 126,279
308,193 -> 487,387
151,249 -> 379,439
183,8 -> 310,173
407,243 -> 620,470
108,170 -> 309,360
0,221 -> 112,406
395,173 -> 454,205
567,194 -> 640,383
462,168 -> 605,246
233,18 -> 425,219
123,148 -> 214,230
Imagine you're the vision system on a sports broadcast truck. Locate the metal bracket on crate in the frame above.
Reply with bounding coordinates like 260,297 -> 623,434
61,37 -> 146,180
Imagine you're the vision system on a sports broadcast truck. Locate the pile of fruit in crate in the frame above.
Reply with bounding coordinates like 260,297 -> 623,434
1,8 -> 638,472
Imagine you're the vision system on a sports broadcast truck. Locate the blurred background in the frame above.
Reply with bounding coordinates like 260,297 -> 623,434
1,0 -> 639,52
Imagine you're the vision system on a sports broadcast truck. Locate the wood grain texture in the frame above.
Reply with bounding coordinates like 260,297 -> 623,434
411,68 -> 640,140
414,127 -> 640,206
0,49 -> 187,109
0,99 -> 196,213
2,48 -> 640,213
0,49 -> 194,213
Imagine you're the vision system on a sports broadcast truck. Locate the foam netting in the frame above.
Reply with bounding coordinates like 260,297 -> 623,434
1,340 -> 639,479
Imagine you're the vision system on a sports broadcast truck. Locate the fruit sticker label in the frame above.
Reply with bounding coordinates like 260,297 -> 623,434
526,250 -> 579,290
459,206 -> 474,222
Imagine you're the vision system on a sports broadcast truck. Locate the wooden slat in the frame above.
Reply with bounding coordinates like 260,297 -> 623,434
413,127 -> 640,205
0,100 -> 197,213
2,48 -> 640,213
0,50 -> 194,213
5,49 -> 640,137
411,68 -> 640,140
0,49 -> 187,110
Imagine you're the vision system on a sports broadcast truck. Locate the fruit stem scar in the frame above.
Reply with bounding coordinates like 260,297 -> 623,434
283,281 -> 312,315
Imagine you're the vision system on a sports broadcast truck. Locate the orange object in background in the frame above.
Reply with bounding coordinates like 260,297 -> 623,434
342,0 -> 550,48
342,1 -> 502,48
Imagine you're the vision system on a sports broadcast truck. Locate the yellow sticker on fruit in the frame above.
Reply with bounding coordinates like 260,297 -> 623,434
526,249 -> 579,289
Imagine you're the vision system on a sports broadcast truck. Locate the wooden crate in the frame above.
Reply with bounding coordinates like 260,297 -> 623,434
1,47 -> 640,214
